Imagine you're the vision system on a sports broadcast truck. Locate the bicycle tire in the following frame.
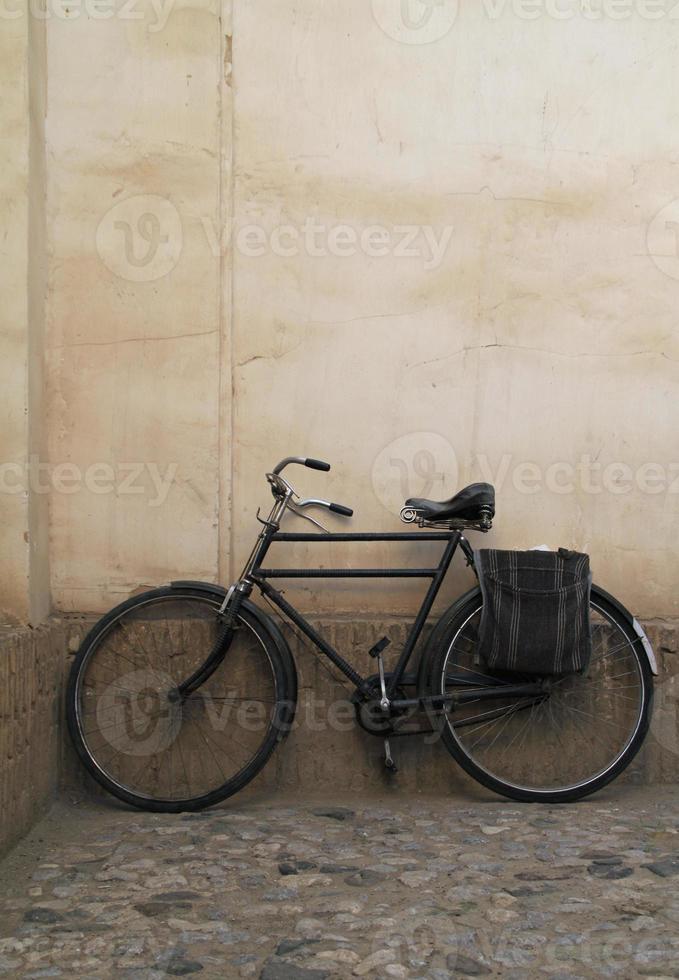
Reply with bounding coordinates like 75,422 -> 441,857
425,585 -> 654,803
66,586 -> 297,812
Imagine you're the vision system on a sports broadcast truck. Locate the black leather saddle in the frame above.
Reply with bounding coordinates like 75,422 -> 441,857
405,482 -> 495,524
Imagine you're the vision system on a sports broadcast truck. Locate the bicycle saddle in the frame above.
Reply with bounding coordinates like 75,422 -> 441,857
405,482 -> 495,523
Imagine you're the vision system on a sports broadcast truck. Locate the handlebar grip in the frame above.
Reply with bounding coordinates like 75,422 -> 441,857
329,502 -> 353,517
305,458 -> 331,472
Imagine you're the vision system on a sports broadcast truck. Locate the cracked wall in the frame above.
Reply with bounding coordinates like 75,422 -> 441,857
42,2 -> 679,619
229,3 -> 679,618
0,7 -> 49,626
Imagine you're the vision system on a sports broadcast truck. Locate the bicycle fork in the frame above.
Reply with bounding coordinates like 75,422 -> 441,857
174,499 -> 282,701
173,581 -> 250,701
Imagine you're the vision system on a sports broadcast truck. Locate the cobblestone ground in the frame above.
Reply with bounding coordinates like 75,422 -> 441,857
2,788 -> 679,979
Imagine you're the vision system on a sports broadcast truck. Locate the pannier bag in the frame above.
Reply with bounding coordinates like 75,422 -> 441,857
475,548 -> 592,676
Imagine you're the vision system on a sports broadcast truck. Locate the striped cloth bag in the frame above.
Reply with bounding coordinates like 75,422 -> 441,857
475,548 -> 592,676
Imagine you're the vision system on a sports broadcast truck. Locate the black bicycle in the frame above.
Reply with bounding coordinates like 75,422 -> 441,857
67,455 -> 656,811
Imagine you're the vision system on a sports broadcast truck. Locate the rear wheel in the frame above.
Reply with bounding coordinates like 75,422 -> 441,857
66,587 -> 296,812
427,586 -> 653,803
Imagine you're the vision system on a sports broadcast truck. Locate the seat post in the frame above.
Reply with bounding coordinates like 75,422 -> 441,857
385,530 -> 461,698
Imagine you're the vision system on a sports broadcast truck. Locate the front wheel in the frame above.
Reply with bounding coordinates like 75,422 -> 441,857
427,586 -> 654,803
66,586 -> 297,812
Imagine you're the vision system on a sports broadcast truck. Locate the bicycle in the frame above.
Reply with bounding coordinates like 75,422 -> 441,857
66,455 -> 656,811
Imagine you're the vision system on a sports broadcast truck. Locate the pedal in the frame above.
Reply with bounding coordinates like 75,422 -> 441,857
383,738 -> 398,774
369,636 -> 390,659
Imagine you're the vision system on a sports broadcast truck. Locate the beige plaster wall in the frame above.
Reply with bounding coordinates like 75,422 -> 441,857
230,2 -> 679,617
0,7 -> 49,626
45,0 -> 230,611
41,1 -> 679,619
0,13 -> 31,623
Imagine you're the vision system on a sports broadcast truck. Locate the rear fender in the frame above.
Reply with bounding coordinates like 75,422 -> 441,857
590,585 -> 658,675
417,583 -> 659,694
417,586 -> 481,696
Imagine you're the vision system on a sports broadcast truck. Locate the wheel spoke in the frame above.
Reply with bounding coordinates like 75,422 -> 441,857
438,594 -> 650,798
70,592 -> 286,809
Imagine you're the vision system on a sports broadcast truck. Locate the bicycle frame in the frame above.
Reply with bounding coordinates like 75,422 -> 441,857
237,526 -> 547,711
179,465 -> 545,711
70,457 -> 655,809
250,527 -> 467,699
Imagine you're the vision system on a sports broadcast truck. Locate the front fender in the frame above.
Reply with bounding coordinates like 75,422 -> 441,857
170,580 -> 299,703
171,579 -> 228,600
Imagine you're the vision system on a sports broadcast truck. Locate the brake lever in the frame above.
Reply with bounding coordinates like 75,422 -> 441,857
287,502 -> 330,534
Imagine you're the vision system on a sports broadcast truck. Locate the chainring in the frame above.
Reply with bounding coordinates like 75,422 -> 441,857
354,673 -> 412,736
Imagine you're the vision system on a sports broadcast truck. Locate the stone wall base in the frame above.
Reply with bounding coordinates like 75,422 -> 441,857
2,610 -> 678,854
0,624 -> 62,856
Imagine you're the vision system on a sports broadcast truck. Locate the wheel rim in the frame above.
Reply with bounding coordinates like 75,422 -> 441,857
440,600 -> 648,795
74,594 -> 280,804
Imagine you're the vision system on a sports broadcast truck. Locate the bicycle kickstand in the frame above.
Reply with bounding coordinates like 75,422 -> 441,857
383,738 -> 398,774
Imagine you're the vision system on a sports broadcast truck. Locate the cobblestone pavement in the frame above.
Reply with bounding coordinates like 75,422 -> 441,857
2,788 -> 679,979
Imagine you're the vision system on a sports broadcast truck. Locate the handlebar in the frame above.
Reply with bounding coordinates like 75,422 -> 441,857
269,457 -> 353,519
273,456 -> 331,475
295,496 -> 354,518
329,502 -> 353,517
